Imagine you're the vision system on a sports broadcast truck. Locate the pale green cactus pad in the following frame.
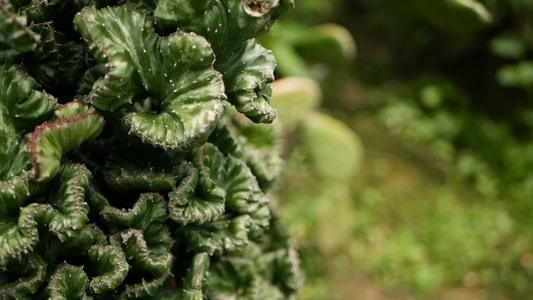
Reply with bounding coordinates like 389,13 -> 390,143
0,0 -> 301,299
413,0 -> 492,33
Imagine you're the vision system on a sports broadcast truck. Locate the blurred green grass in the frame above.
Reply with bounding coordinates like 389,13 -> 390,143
277,111 -> 530,299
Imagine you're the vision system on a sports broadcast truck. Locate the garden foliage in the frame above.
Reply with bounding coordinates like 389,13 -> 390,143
266,0 -> 533,297
350,0 -> 533,296
0,0 -> 302,299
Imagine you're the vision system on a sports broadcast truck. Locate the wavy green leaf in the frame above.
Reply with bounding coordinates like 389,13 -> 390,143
104,151 -> 178,193
118,270 -> 172,300
182,252 -> 209,300
0,63 -> 55,218
229,114 -> 282,190
208,123 -> 244,157
182,214 -> 251,255
104,167 -> 177,193
0,63 -> 57,166
86,184 -> 110,213
220,40 -> 277,123
36,223 -> 107,265
100,192 -> 167,232
48,163 -> 92,241
101,144 -> 186,192
198,143 -> 267,215
87,245 -> 130,294
263,248 -> 302,297
208,120 -> 281,191
0,253 -> 47,299
111,229 -> 173,276
0,176 -> 32,219
207,243 -> 284,300
46,263 -> 88,300
99,192 -> 174,257
0,0 -> 40,59
0,203 -> 53,267
248,202 -> 271,239
169,143 -> 269,225
168,162 -> 225,224
0,139 -> 46,218
154,0 -> 293,57
259,208 -> 303,295
74,6 -> 225,150
27,101 -> 104,182
154,0 -> 293,123
58,223 -> 107,256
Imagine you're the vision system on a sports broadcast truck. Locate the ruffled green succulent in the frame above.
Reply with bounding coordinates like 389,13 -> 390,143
0,0 -> 301,299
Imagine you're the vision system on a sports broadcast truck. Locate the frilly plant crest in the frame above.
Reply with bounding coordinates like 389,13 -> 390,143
155,0 -> 295,124
0,0 -> 301,299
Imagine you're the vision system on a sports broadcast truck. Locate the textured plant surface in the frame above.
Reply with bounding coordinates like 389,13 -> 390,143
0,0 -> 302,299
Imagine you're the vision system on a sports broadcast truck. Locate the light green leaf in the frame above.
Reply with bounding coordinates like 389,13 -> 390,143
413,0 -> 492,33
270,77 -> 321,130
497,61 -> 533,88
490,34 -> 526,60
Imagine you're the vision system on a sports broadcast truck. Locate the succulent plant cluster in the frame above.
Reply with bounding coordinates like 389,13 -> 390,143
0,0 -> 302,299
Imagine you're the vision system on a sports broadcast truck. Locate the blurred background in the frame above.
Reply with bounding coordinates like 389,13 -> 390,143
259,0 -> 533,299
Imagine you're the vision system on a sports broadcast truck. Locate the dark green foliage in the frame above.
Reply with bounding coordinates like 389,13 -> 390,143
0,0 -> 301,299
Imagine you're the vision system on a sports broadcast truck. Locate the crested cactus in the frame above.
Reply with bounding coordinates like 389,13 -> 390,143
0,0 -> 302,299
